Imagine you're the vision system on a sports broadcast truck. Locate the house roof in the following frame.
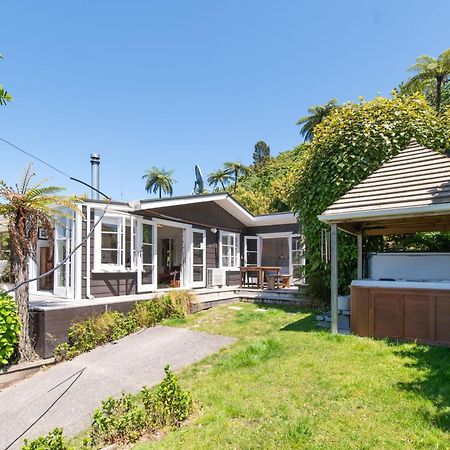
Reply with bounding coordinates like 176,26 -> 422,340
318,141 -> 450,235
131,192 -> 298,227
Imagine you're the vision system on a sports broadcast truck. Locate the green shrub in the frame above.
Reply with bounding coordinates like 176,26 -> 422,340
89,366 -> 192,446
144,365 -> 193,426
90,393 -> 147,446
55,291 -> 193,360
21,427 -> 71,450
0,293 -> 20,365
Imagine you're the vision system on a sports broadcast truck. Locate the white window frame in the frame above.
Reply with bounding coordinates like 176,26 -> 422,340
244,236 -> 261,267
219,230 -> 240,270
192,228 -> 206,288
94,212 -> 136,272
291,233 -> 305,280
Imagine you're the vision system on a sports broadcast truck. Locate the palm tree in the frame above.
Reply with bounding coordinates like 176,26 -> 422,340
403,49 -> 450,113
142,167 -> 176,198
0,165 -> 80,360
207,169 -> 233,191
0,54 -> 13,106
297,98 -> 339,141
223,162 -> 248,190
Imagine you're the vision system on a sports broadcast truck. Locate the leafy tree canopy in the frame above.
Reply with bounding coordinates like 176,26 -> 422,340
252,141 -> 271,166
292,93 -> 450,302
233,146 -> 304,214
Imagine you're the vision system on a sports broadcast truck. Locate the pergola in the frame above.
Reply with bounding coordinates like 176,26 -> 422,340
318,140 -> 450,333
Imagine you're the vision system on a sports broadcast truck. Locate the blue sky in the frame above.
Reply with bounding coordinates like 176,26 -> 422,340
1,1 -> 449,200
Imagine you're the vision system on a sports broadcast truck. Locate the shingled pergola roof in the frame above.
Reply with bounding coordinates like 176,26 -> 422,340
319,141 -> 450,235
318,140 -> 450,334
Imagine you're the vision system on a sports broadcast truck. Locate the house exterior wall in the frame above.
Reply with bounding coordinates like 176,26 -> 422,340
75,202 -> 298,298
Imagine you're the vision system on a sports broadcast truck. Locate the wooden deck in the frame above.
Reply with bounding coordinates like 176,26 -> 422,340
30,285 -> 310,358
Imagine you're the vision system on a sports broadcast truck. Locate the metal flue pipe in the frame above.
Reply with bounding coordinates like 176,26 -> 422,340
90,153 -> 100,200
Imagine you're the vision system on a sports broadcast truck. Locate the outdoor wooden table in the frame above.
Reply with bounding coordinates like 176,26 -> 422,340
240,266 -> 281,288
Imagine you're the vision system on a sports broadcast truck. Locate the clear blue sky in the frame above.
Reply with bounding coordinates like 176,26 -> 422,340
1,1 -> 449,200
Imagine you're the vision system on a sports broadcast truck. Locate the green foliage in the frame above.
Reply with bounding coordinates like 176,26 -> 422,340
293,94 -> 450,303
146,365 -> 193,426
385,232 -> 450,251
21,428 -> 71,450
206,168 -> 232,191
90,393 -> 147,445
252,140 -> 271,166
0,53 -> 13,106
142,167 -> 176,198
233,146 -> 305,215
401,48 -> 450,112
55,292 -> 193,360
296,98 -> 339,141
90,366 -> 192,447
0,293 -> 20,365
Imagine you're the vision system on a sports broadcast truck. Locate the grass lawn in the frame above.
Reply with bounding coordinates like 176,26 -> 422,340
133,302 -> 449,449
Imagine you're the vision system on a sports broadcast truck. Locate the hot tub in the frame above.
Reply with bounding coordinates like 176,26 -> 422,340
350,278 -> 450,346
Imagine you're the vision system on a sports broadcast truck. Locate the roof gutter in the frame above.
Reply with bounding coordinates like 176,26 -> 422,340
318,202 -> 450,224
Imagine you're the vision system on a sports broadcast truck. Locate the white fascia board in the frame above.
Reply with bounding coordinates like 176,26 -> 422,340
135,193 -> 229,211
252,213 -> 298,226
83,201 -> 133,212
318,202 -> 450,223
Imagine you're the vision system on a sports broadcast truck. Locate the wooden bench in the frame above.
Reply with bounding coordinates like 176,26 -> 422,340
267,274 -> 292,289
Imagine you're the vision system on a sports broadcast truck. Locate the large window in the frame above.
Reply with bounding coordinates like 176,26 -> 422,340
220,231 -> 240,269
95,213 -> 135,271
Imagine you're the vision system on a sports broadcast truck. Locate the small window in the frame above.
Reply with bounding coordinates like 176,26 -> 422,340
101,220 -> 120,265
96,214 -> 135,271
220,231 -> 240,269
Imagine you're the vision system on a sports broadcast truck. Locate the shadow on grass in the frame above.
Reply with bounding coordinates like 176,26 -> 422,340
391,342 -> 450,432
279,314 -> 319,333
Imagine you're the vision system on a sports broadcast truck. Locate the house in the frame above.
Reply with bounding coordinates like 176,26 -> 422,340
319,140 -> 450,346
29,192 -> 302,301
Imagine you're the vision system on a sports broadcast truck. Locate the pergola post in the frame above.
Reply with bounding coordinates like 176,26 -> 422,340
330,223 -> 338,334
357,233 -> 363,279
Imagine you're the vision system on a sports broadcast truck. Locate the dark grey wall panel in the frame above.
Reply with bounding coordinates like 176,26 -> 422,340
90,272 -> 137,298
247,223 -> 299,235
141,203 -> 247,232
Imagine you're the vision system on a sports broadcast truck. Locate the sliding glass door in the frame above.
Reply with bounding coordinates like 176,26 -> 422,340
137,219 -> 157,292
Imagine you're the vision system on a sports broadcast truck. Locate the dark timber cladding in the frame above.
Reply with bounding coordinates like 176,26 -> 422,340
142,202 -> 247,232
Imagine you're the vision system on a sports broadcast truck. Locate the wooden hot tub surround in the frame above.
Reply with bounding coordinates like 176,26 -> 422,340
351,283 -> 450,346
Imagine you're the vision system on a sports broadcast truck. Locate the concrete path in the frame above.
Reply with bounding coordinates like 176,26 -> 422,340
0,326 -> 235,449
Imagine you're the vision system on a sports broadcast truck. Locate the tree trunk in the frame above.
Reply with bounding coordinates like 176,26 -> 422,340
13,254 -> 38,361
220,181 -> 225,191
159,186 -> 162,198
436,77 -> 442,113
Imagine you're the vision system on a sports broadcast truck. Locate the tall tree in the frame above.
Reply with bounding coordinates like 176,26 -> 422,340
296,98 -> 339,141
403,49 -> 450,113
0,54 -> 13,106
207,169 -> 232,191
0,165 -> 79,360
252,141 -> 271,166
142,167 -> 176,198
223,161 -> 248,190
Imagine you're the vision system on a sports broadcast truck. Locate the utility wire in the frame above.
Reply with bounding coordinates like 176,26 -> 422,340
4,367 -> 86,450
0,137 -> 111,293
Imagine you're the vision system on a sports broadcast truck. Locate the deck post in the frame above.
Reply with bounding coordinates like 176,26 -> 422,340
330,223 -> 338,334
357,233 -> 363,280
